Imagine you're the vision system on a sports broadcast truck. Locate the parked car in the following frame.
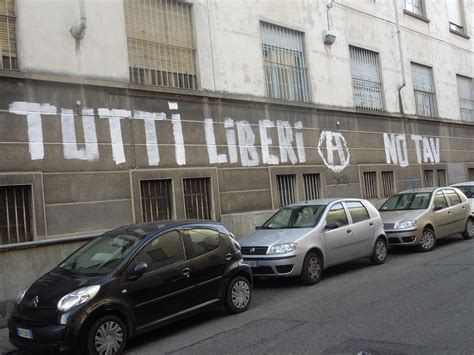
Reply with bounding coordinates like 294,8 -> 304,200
379,187 -> 473,252
9,221 -> 252,355
239,199 -> 388,285
451,181 -> 474,215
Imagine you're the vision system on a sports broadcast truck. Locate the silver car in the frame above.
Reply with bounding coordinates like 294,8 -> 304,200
451,181 -> 474,215
239,199 -> 387,285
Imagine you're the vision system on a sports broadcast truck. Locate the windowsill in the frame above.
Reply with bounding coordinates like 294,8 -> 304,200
403,10 -> 430,23
449,28 -> 470,39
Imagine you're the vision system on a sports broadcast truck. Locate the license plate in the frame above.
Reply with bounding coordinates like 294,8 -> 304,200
246,260 -> 258,267
17,327 -> 33,339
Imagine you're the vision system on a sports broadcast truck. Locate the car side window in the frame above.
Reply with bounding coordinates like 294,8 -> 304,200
345,201 -> 370,223
444,189 -> 462,206
185,228 -> 220,258
433,192 -> 449,209
133,230 -> 184,273
326,203 -> 349,228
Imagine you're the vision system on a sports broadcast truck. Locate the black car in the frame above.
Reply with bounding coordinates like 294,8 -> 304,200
8,220 -> 252,354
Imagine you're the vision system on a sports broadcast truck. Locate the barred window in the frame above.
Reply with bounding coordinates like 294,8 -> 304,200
423,169 -> 434,187
350,46 -> 383,111
362,172 -> 378,199
124,0 -> 197,89
468,168 -> 474,180
277,174 -> 296,207
437,169 -> 447,187
303,174 -> 321,201
261,22 -> 309,102
140,179 -> 173,222
382,171 -> 395,198
0,185 -> 33,245
0,0 -> 17,70
457,75 -> 474,122
411,63 -> 437,117
404,0 -> 424,16
183,178 -> 212,219
447,0 -> 465,33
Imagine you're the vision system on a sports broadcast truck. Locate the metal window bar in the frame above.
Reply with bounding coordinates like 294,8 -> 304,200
0,0 -> 17,70
423,170 -> 434,187
468,168 -> 474,181
363,172 -> 378,199
276,175 -> 296,207
303,174 -> 321,201
124,0 -> 197,90
350,46 -> 383,111
183,178 -> 212,219
381,171 -> 395,198
412,63 -> 436,117
0,185 -> 32,245
261,22 -> 309,102
140,179 -> 173,222
436,170 -> 446,187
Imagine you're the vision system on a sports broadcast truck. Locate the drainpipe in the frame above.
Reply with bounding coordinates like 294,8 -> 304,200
393,0 -> 406,114
70,0 -> 87,50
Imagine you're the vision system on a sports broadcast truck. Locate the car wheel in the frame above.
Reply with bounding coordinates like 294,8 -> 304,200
418,228 -> 436,252
462,218 -> 474,240
86,315 -> 127,355
300,252 -> 323,285
370,238 -> 387,265
225,276 -> 252,314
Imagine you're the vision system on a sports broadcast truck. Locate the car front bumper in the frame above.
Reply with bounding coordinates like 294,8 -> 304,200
385,229 -> 422,246
242,251 -> 306,277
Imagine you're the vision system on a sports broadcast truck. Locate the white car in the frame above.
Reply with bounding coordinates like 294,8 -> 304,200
451,181 -> 474,215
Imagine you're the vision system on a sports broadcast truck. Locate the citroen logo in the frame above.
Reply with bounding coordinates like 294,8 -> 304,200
30,296 -> 39,308
250,247 -> 255,253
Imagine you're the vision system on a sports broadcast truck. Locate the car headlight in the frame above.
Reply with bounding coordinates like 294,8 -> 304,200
268,243 -> 297,254
57,285 -> 101,312
16,288 -> 28,305
394,220 -> 417,229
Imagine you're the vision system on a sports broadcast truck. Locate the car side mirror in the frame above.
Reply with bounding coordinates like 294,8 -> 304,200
255,225 -> 262,230
433,204 -> 444,211
128,262 -> 148,280
325,223 -> 339,230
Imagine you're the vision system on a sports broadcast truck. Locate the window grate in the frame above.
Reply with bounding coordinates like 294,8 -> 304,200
276,175 -> 296,207
183,178 -> 212,219
404,0 -> 424,16
423,170 -> 434,187
0,0 -> 17,70
0,185 -> 32,245
124,0 -> 197,89
303,174 -> 321,201
436,169 -> 446,187
350,46 -> 383,111
468,168 -> 474,181
261,22 -> 309,102
412,63 -> 436,117
382,171 -> 395,198
363,172 -> 378,199
140,179 -> 173,222
456,75 -> 474,122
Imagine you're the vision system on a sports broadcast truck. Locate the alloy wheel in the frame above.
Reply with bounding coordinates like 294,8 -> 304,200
467,219 -> 474,238
231,280 -> 251,309
308,256 -> 321,280
420,230 -> 435,250
94,321 -> 124,355
375,240 -> 387,261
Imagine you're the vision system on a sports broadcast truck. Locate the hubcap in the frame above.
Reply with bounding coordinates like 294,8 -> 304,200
308,256 -> 321,280
231,280 -> 251,309
375,240 -> 387,261
421,231 -> 435,250
467,220 -> 474,237
95,321 -> 124,355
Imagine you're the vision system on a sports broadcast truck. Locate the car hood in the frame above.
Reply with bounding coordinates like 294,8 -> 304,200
21,267 -> 103,309
239,228 -> 312,247
379,209 -> 426,224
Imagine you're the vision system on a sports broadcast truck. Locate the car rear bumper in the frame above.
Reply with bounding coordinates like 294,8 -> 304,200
385,229 -> 421,245
243,252 -> 305,277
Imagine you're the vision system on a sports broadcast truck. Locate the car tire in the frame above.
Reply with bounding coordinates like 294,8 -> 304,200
86,315 -> 127,355
418,227 -> 436,252
370,237 -> 388,265
225,276 -> 252,314
300,252 -> 323,285
462,218 -> 474,240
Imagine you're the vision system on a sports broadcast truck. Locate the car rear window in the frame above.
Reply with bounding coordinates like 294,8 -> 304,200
444,189 -> 462,206
345,201 -> 370,223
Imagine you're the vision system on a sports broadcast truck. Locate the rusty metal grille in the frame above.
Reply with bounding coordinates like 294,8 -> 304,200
350,46 -> 383,111
0,185 -> 33,245
261,22 -> 309,102
0,0 -> 17,70
412,63 -> 437,117
183,178 -> 212,219
457,75 -> 474,122
140,179 -> 173,222
436,169 -> 447,187
404,0 -> 424,16
423,170 -> 434,187
382,171 -> 395,198
303,174 -> 321,201
363,172 -> 378,199
277,174 -> 296,207
124,0 -> 197,89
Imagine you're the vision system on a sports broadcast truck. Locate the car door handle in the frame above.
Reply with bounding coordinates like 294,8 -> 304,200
346,229 -> 352,234
225,253 -> 233,261
181,268 -> 191,278
369,222 -> 374,226
448,211 -> 452,215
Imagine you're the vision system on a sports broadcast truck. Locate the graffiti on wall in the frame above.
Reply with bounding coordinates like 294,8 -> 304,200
8,101 -> 441,172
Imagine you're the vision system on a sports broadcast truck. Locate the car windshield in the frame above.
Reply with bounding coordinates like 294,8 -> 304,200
457,186 -> 474,198
380,192 -> 432,211
59,233 -> 142,276
261,205 -> 326,229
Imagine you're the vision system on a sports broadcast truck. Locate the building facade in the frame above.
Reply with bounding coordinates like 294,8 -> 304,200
0,0 -> 473,310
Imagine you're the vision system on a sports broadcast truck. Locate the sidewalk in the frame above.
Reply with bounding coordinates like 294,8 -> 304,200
0,327 -> 15,355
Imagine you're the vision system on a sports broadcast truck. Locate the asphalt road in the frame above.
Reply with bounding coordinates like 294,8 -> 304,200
124,235 -> 474,355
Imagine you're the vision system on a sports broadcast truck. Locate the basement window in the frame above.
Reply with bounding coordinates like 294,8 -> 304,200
140,179 -> 173,222
183,177 -> 212,219
276,174 -> 297,207
0,185 -> 33,245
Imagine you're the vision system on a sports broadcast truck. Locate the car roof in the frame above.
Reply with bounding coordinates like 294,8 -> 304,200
398,187 -> 439,194
287,198 -> 365,207
451,181 -> 474,187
